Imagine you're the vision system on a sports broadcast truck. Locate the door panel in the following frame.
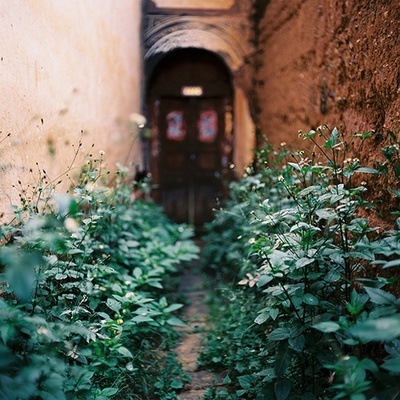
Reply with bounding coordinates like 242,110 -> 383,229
159,97 -> 223,225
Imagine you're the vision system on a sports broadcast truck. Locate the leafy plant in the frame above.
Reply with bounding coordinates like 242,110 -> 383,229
0,156 -> 199,399
202,126 -> 400,399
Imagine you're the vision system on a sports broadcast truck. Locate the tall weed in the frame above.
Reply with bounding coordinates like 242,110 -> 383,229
202,127 -> 400,399
0,157 -> 199,399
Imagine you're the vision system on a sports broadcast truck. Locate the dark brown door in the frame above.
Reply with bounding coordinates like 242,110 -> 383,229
159,96 -> 223,226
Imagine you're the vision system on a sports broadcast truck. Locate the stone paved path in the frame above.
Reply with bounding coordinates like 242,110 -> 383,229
175,252 -> 224,399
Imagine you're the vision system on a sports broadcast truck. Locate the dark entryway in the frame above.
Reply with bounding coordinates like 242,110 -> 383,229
146,49 -> 233,226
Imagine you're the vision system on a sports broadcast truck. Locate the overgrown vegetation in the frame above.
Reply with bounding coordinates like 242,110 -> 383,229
0,152 -> 199,399
201,126 -> 400,399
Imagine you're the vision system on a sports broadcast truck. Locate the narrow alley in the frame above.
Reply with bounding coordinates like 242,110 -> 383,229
175,245 -> 225,399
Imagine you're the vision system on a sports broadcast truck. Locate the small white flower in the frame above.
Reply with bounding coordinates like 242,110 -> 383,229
64,218 -> 79,232
37,326 -> 49,335
129,112 -> 146,128
238,273 -> 260,288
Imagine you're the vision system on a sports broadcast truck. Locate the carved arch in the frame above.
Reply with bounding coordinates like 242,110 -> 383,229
144,16 -> 250,72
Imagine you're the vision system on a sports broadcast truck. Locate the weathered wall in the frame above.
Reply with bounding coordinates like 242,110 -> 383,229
0,0 -> 142,220
251,0 -> 399,224
253,0 -> 399,147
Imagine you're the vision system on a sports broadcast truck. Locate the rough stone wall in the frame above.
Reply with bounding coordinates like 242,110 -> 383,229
0,1 -> 142,221
253,0 -> 399,147
251,0 -> 399,224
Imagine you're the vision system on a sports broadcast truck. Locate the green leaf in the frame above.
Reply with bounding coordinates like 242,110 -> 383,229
0,324 -> 14,346
257,274 -> 273,287
303,293 -> 319,306
133,267 -> 142,278
100,387 -> 119,396
382,259 -> 400,269
148,279 -> 163,289
331,127 -> 339,144
117,346 -> 133,358
382,356 -> 400,373
324,268 -> 341,283
348,315 -> 400,342
106,298 -> 121,312
355,167 -> 380,174
298,186 -> 320,197
274,342 -> 292,377
255,312 -> 269,325
364,286 -> 396,305
97,312 -> 112,321
274,378 -> 292,400
163,303 -> 183,313
1,247 -> 40,302
296,258 -> 315,269
270,308 -> 279,320
170,379 -> 184,389
313,321 -> 341,333
67,248 -> 84,254
346,290 -> 369,315
288,162 -> 301,171
125,240 -> 139,248
132,315 -> 154,323
223,375 -> 232,384
350,394 -> 367,400
238,374 -> 255,390
289,334 -> 305,352
315,209 -> 336,220
268,327 -> 291,341
166,316 -> 187,327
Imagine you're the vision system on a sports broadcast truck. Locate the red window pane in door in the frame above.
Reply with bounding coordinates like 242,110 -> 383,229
197,109 -> 218,143
166,110 -> 186,141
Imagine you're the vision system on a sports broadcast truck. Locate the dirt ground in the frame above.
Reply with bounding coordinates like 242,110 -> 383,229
175,256 -> 224,399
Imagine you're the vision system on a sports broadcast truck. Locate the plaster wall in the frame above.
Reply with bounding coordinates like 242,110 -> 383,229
234,88 -> 255,172
0,0 -> 142,220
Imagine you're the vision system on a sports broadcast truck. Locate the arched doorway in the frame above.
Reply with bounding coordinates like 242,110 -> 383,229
146,49 -> 234,227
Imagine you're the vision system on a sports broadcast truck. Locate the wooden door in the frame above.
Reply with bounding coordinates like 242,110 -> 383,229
159,97 -> 223,225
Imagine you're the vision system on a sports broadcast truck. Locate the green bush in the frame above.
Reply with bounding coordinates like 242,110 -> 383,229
202,126 -> 400,399
0,160 -> 199,399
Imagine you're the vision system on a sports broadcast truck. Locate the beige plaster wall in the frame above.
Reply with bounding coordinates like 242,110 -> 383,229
0,0 -> 142,221
234,88 -> 255,173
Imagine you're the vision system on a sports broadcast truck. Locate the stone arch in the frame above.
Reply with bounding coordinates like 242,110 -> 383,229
143,16 -> 255,174
144,16 -> 248,72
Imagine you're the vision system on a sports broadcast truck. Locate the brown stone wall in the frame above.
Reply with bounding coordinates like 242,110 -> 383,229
252,0 -> 399,147
251,0 -> 399,224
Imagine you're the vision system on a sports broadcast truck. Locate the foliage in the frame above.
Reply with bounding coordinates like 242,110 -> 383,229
201,126 -> 400,399
0,157 -> 199,399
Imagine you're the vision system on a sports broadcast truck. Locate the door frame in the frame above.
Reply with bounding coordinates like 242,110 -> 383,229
158,95 -> 226,225
146,49 -> 234,226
